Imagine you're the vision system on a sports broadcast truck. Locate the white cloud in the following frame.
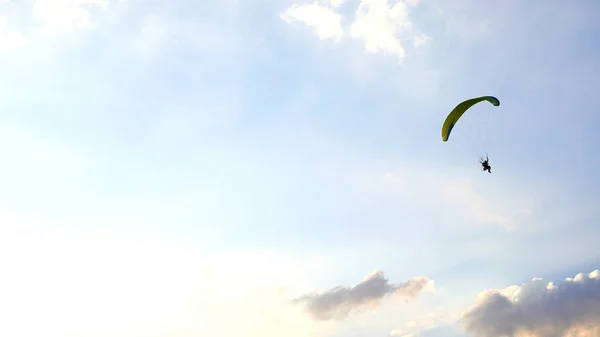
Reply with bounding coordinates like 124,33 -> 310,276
404,0 -> 420,7
0,0 -> 112,54
461,270 -> 600,337
281,0 -> 429,61
281,3 -> 343,41
294,270 -> 435,320
33,0 -> 109,35
350,0 -> 413,60
328,0 -> 346,7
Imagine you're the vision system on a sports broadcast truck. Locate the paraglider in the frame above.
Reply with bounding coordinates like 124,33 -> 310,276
480,155 -> 491,173
441,96 -> 500,173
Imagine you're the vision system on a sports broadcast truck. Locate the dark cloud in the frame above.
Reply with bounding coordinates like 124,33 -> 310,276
293,270 -> 435,320
462,269 -> 600,337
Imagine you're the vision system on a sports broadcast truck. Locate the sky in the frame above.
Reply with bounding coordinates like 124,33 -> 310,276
0,0 -> 599,336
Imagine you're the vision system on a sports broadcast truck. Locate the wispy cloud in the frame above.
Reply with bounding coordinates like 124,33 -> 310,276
380,168 -> 533,232
281,3 -> 343,41
32,0 -> 109,35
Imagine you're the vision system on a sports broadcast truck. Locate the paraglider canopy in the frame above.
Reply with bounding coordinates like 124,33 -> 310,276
441,96 -> 500,142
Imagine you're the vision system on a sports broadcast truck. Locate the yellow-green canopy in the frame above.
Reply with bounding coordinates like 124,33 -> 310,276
441,96 -> 500,142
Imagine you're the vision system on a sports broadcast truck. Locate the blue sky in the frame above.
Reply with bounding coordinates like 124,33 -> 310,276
0,0 -> 599,336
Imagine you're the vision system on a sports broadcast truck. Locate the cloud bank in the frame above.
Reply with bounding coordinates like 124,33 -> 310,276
294,270 -> 435,320
462,270 -> 600,337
